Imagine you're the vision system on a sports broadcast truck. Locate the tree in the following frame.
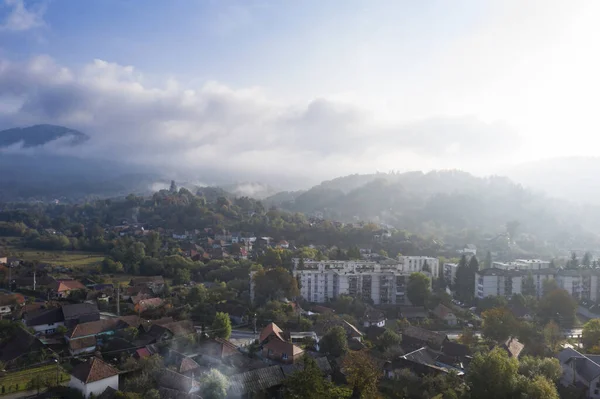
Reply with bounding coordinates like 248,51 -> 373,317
342,351 -> 380,399
200,369 -> 229,399
283,355 -> 352,399
174,268 -> 191,285
481,307 -> 517,342
467,347 -> 519,399
522,273 -> 537,297
538,289 -> 576,326
583,252 -> 592,268
583,319 -> 600,350
484,251 -> 492,269
458,327 -> 479,347
454,255 -> 475,303
378,329 -> 402,351
518,356 -> 562,382
567,252 -> 579,269
347,246 -> 361,260
406,272 -> 430,307
211,312 -> 232,339
319,326 -> 348,357
543,321 -> 562,352
169,180 -> 177,193
252,267 -> 299,305
517,375 -> 560,399
506,220 -> 520,242
422,260 -> 430,272
468,255 -> 480,272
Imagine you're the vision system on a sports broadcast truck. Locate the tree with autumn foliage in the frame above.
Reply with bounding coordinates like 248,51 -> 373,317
342,351 -> 380,399
481,307 -> 518,342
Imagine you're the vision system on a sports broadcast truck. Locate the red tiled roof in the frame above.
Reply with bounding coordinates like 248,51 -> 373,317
68,319 -> 122,339
179,357 -> 201,373
260,322 -> 284,343
54,280 -> 86,292
264,339 -> 303,357
136,348 -> 151,359
69,336 -> 97,351
136,298 -> 164,312
71,357 -> 119,384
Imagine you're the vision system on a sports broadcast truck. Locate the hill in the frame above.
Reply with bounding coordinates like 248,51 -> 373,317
0,124 -> 88,148
265,170 -> 600,249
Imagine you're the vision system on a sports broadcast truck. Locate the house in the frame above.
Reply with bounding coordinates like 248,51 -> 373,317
22,307 -> 64,335
276,240 -> 290,249
147,320 -> 196,342
363,308 -> 386,328
227,365 -> 287,398
259,323 -> 304,364
69,357 -> 119,399
398,306 -> 428,322
557,348 -> 600,398
0,332 -> 44,368
196,337 -> 239,360
262,338 -> 304,364
401,326 -> 449,351
69,336 -> 98,356
130,276 -> 165,294
62,303 -> 100,328
501,337 -> 524,359
508,304 -> 534,321
431,304 -> 458,326
0,293 -> 24,316
134,297 -> 164,313
384,347 -> 465,379
50,279 -> 87,298
157,369 -> 200,395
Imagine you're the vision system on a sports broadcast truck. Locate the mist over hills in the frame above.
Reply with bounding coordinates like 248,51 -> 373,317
2,124 -> 600,251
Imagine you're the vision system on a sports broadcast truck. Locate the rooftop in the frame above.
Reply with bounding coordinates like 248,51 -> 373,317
71,357 -> 119,384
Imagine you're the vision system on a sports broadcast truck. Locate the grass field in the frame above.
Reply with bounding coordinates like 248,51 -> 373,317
1,237 -> 105,270
0,365 -> 69,395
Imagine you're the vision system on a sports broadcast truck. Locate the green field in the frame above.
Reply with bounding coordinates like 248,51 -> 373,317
16,249 -> 105,270
0,365 -> 69,395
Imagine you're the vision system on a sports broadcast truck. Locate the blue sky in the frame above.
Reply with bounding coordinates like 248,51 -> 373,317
1,0 -> 599,185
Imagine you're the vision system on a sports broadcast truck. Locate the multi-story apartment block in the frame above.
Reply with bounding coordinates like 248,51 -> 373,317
398,256 -> 440,278
475,268 -> 556,299
492,259 -> 551,270
443,263 -> 459,286
292,259 -> 432,305
475,267 -> 600,301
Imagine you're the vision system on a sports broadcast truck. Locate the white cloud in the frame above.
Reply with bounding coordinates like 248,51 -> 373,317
0,0 -> 45,32
0,56 -> 520,186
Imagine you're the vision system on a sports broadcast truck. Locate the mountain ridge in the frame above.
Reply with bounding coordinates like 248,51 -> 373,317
0,124 -> 89,148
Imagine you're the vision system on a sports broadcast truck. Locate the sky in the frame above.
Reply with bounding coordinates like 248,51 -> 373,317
1,0 -> 599,187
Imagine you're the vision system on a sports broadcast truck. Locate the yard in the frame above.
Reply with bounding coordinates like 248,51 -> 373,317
0,364 -> 69,395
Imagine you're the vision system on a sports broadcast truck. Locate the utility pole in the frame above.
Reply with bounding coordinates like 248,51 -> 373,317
116,284 -> 120,316
7,265 -> 11,293
33,270 -> 36,292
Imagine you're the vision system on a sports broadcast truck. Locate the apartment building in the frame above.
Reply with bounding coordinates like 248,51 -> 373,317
475,268 -> 555,299
398,256 -> 440,278
492,259 -> 550,270
476,267 -> 600,301
443,263 -> 459,285
292,259 -> 432,305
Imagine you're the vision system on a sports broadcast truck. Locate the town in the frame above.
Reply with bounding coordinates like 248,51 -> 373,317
0,186 -> 597,399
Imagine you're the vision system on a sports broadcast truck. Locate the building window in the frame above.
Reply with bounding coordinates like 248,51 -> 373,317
282,353 -> 288,360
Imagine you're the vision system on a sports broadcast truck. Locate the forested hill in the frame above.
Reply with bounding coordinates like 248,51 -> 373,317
263,170 -> 600,248
0,124 -> 88,148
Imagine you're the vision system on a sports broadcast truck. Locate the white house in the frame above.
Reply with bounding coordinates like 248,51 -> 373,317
22,307 -> 65,335
69,357 -> 119,398
432,303 -> 458,326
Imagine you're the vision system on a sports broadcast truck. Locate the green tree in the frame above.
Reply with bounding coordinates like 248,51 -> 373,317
517,375 -> 560,399
454,255 -> 474,303
378,329 -> 402,351
173,268 -> 191,285
543,321 -> 562,352
484,251 -> 492,269
567,252 -> 579,269
342,351 -> 380,399
583,252 -> 592,268
319,326 -> 348,357
468,255 -> 480,272
583,319 -> 600,350
467,347 -> 519,399
252,267 -> 299,305
522,273 -> 537,297
283,355 -> 352,399
481,307 -> 518,342
211,312 -> 232,339
347,246 -> 361,260
538,289 -> 576,326
200,369 -> 229,399
518,356 -> 562,382
406,272 -> 431,307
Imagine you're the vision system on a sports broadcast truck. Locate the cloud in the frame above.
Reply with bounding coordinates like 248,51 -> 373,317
0,56 -> 521,186
0,0 -> 46,31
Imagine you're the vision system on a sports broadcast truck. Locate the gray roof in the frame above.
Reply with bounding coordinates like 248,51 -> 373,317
402,347 -> 437,365
227,365 -> 286,397
62,303 -> 99,320
281,357 -> 332,377
158,387 -> 202,399
158,369 -> 198,394
558,348 -> 600,383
